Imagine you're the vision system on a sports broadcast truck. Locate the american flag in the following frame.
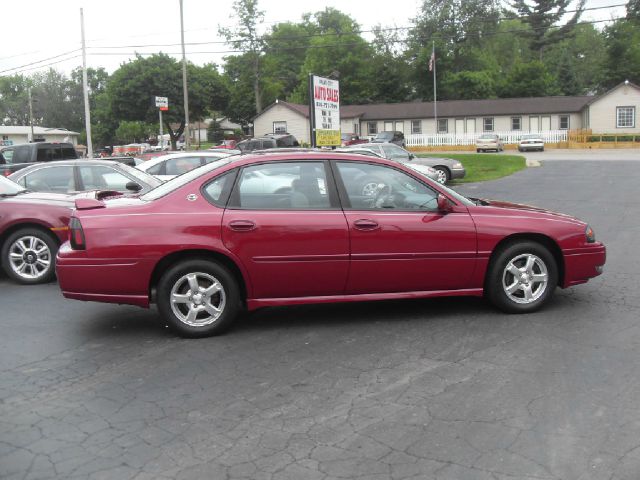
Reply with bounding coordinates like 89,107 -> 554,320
428,47 -> 435,72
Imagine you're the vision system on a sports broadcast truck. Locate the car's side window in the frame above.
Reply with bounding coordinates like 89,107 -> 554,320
202,169 -> 237,207
231,162 -> 330,210
24,166 -> 75,193
146,162 -> 163,175
2,149 -> 14,163
79,166 -> 132,191
382,144 -> 408,160
336,162 -> 438,211
165,157 -> 202,176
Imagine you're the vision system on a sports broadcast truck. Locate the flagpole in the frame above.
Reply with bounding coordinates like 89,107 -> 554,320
432,41 -> 438,133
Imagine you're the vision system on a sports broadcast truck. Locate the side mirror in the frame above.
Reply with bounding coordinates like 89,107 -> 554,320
437,194 -> 453,213
409,153 -> 415,160
125,181 -> 142,192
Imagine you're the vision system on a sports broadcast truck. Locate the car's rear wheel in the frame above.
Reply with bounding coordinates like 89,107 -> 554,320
433,167 -> 450,184
157,259 -> 241,337
1,228 -> 58,285
486,241 -> 558,313
477,148 -> 482,153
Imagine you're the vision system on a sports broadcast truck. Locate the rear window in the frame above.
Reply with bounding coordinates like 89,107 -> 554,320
60,147 -> 78,159
37,146 -> 61,162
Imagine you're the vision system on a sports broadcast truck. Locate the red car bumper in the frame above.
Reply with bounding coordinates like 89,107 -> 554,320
562,243 -> 606,287
56,242 -> 152,307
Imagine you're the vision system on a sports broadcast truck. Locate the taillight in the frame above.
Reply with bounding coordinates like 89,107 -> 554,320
2,170 -> 11,177
69,217 -> 86,250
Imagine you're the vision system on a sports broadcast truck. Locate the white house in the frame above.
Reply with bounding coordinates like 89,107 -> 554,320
253,82 -> 640,145
0,126 -> 80,146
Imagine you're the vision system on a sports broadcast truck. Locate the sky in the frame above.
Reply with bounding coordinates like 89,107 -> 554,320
0,0 -> 628,77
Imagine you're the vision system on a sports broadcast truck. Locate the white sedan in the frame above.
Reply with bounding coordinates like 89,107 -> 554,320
136,151 -> 240,181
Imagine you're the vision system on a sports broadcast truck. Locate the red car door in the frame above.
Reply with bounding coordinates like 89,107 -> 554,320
333,161 -> 477,294
222,161 -> 349,299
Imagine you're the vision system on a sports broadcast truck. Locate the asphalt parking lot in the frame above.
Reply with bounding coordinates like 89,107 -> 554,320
1,158 -> 639,480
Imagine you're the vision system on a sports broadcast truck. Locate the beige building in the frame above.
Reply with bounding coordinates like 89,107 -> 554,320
0,126 -> 79,146
253,82 -> 640,144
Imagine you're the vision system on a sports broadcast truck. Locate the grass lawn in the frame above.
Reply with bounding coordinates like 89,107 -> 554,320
416,153 -> 527,183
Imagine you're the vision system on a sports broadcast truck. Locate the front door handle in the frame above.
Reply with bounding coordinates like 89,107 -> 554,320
228,220 -> 257,232
353,219 -> 379,231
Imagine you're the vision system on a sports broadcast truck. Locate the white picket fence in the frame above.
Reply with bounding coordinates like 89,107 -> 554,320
406,130 -> 568,147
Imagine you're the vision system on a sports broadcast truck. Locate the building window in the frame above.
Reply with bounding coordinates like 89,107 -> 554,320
273,121 -> 287,134
483,117 -> 494,132
617,106 -> 635,128
437,119 -> 448,133
368,122 -> 378,135
559,115 -> 570,130
2,135 -> 8,140
353,123 -> 359,135
411,120 -> 422,134
511,117 -> 521,130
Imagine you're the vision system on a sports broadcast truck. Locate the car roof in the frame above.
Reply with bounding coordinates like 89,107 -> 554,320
137,150 -> 235,169
225,150 -> 409,168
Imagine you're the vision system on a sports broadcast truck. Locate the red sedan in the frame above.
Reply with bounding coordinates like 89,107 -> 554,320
56,152 -> 605,337
0,176 -> 72,284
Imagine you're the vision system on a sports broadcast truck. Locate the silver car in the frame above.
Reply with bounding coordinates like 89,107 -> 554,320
518,134 -> 545,152
341,142 -> 466,184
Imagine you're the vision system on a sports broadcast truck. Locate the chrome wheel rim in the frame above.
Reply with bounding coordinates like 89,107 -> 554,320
170,272 -> 226,327
435,169 -> 447,184
502,253 -> 549,304
8,236 -> 52,280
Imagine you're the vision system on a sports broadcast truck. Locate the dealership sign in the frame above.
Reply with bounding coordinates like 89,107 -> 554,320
309,75 -> 340,147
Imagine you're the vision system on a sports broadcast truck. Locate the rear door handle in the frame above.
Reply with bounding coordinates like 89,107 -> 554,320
353,219 -> 379,231
228,220 -> 257,232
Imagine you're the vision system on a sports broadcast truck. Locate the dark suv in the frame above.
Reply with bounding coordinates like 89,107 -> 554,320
0,142 -> 78,176
237,134 -> 299,153
372,131 -> 405,147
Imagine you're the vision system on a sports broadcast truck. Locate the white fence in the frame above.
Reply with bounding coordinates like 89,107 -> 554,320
406,130 -> 568,147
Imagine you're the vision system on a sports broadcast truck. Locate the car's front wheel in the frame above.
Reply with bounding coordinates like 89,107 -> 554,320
157,259 -> 241,337
486,241 -> 558,313
1,228 -> 58,284
433,167 -> 450,184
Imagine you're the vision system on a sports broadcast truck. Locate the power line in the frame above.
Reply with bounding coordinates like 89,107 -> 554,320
0,49 -> 82,75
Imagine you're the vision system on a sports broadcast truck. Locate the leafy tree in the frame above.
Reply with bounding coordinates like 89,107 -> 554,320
627,0 -> 640,20
290,8 -> 374,104
207,119 -> 224,143
106,54 -> 227,149
509,0 -> 585,58
369,26 -> 412,103
500,61 -> 560,97
263,22 -> 312,99
115,120 -> 153,144
602,19 -> 640,90
406,0 -> 501,100
0,74 -> 30,125
444,71 -> 497,99
219,0 -> 265,114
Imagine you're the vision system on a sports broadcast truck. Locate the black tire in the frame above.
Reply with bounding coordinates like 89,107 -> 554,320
485,241 -> 558,314
476,148 -> 482,153
157,259 -> 241,337
540,147 -> 544,152
433,166 -> 450,184
1,228 -> 58,285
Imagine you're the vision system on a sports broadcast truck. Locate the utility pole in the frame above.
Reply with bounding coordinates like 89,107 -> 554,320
179,0 -> 190,150
80,8 -> 93,157
28,87 -> 34,142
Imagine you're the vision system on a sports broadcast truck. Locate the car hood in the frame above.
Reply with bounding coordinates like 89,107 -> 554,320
474,198 -> 583,223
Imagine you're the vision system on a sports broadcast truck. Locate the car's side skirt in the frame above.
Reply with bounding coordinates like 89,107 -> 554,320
247,288 -> 484,310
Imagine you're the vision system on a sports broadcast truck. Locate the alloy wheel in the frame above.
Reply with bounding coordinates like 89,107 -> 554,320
170,272 -> 226,327
501,253 -> 549,304
8,235 -> 52,281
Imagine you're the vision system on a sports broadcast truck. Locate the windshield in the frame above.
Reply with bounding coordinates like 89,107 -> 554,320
376,132 -> 394,139
0,176 -> 26,195
522,134 -> 541,139
141,158 -> 233,201
479,134 -> 496,139
117,163 -> 163,188
404,164 -> 475,207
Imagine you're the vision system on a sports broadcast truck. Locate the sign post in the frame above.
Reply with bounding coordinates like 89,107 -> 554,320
155,96 -> 169,149
308,74 -> 340,148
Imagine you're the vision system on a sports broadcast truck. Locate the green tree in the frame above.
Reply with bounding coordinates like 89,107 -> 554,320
207,119 -> 224,143
106,54 -> 227,149
509,0 -> 585,59
290,8 -> 374,104
263,22 -> 312,99
444,71 -> 497,99
500,61 -> 560,97
219,0 -> 266,114
369,26 -> 412,103
115,120 -> 153,144
0,74 -> 30,125
602,19 -> 640,89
